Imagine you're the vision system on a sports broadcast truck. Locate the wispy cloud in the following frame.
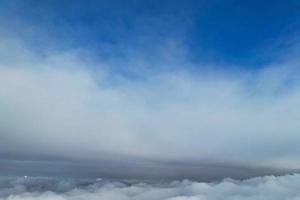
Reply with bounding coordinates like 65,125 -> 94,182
1,29 -> 300,177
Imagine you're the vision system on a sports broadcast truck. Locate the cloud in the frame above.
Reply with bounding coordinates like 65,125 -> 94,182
1,29 -> 300,177
1,174 -> 300,200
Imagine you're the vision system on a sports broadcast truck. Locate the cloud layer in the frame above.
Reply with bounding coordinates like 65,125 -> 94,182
1,174 -> 300,200
1,30 -> 300,176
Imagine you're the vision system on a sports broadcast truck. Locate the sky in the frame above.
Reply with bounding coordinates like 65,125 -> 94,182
1,0 -> 300,180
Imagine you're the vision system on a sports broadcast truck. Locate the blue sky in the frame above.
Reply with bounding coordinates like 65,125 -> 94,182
1,0 -> 300,71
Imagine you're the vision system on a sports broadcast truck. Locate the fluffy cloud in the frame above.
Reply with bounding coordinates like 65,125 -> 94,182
1,174 -> 300,200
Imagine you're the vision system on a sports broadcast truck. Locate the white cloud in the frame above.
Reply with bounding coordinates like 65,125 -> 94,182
1,174 -> 300,200
1,31 -> 300,172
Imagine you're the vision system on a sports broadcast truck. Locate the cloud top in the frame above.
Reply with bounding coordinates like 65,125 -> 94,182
1,174 -> 300,200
